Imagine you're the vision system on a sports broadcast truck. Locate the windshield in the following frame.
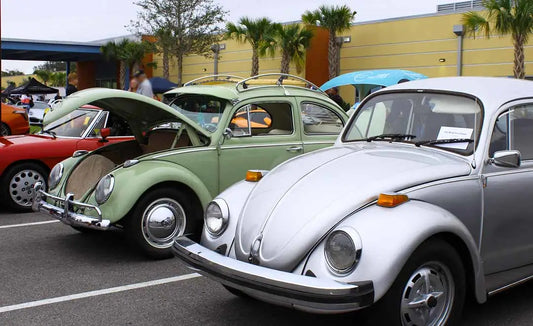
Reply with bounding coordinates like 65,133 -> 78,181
169,95 -> 227,133
43,108 -> 99,137
344,92 -> 482,155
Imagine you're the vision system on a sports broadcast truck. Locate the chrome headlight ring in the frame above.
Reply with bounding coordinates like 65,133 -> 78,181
205,199 -> 230,237
95,174 -> 114,205
324,227 -> 362,275
48,163 -> 64,190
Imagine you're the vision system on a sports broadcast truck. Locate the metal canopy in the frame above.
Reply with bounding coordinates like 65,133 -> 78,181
1,38 -> 103,62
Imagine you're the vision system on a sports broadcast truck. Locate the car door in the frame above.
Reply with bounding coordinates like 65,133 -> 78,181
76,111 -> 133,151
481,101 -> 533,274
299,100 -> 346,153
218,99 -> 303,191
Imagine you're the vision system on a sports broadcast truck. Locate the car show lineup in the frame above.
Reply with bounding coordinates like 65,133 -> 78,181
2,74 -> 533,326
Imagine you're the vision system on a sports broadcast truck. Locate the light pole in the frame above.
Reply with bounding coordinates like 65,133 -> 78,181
453,25 -> 465,76
210,43 -> 225,79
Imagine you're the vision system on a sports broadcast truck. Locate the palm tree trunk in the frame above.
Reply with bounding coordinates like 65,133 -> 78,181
163,49 -> 170,80
177,53 -> 184,86
280,51 -> 291,74
119,61 -> 126,90
251,47 -> 259,76
328,30 -> 338,79
513,33 -> 526,79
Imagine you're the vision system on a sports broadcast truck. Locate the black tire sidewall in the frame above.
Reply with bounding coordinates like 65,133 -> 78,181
0,123 -> 11,136
372,239 -> 466,326
1,162 -> 48,212
125,186 -> 200,259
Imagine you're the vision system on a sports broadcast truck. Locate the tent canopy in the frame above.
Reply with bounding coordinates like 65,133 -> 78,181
8,78 -> 59,95
150,77 -> 178,94
1,84 -> 15,97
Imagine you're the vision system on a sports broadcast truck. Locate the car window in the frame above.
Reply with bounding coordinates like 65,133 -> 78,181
44,109 -> 100,137
489,104 -> 533,160
169,95 -> 227,133
301,102 -> 344,134
229,103 -> 292,137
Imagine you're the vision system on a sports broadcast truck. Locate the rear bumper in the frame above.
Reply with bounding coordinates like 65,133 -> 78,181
31,182 -> 111,230
173,236 -> 374,313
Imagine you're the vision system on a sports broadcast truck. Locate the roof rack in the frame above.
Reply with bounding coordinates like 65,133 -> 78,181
235,73 -> 326,95
184,75 -> 244,87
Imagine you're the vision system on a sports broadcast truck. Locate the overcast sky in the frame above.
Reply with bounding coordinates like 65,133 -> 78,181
1,0 -> 451,73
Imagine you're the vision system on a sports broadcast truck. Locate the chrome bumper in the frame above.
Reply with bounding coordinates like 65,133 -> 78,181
173,237 -> 374,313
31,182 -> 111,230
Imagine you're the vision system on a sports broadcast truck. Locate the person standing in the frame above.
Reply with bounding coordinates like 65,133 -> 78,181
325,87 -> 347,110
66,72 -> 79,96
128,78 -> 139,93
133,70 -> 154,98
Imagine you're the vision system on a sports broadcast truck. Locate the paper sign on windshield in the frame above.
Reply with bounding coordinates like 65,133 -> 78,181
436,126 -> 473,150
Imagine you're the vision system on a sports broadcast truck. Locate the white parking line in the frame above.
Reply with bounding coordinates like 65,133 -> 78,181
0,273 -> 201,314
0,220 -> 59,230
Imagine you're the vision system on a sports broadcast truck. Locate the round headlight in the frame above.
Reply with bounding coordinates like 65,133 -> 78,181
48,163 -> 64,190
205,199 -> 229,236
325,230 -> 362,274
95,174 -> 114,204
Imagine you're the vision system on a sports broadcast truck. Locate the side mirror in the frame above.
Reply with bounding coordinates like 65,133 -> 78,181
491,150 -> 521,168
223,128 -> 233,140
99,128 -> 111,143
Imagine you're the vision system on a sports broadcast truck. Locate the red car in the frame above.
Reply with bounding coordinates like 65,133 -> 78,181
0,106 -> 133,211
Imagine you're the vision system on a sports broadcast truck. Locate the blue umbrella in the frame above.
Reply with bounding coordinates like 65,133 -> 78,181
320,69 -> 427,102
150,77 -> 178,94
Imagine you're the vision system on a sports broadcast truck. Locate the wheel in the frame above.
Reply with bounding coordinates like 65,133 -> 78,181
0,123 -> 11,136
0,162 -> 47,212
125,187 -> 201,259
371,239 -> 466,326
223,285 -> 252,299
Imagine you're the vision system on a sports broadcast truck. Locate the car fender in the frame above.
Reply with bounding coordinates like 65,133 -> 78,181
301,200 -> 486,304
200,179 -> 258,255
97,160 -> 214,223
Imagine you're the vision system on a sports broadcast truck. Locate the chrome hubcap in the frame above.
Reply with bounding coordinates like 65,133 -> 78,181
9,169 -> 46,207
141,198 -> 186,249
401,262 -> 454,326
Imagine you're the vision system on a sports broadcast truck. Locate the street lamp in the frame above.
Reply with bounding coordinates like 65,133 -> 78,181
453,25 -> 465,76
211,43 -> 226,78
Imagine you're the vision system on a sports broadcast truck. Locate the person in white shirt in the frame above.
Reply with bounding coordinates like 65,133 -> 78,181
133,70 -> 154,98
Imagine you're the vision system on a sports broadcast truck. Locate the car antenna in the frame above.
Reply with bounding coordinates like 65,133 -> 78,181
471,99 -> 479,169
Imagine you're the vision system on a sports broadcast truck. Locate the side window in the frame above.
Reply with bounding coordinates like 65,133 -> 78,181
229,103 -> 292,136
301,103 -> 344,134
105,112 -> 133,136
88,112 -> 107,137
489,104 -> 533,160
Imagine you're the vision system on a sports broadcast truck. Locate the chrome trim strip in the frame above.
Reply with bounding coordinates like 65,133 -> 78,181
488,274 -> 533,296
221,142 -> 302,150
151,147 -> 216,159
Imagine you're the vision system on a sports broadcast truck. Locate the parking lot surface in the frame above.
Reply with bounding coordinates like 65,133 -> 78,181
1,210 -> 532,325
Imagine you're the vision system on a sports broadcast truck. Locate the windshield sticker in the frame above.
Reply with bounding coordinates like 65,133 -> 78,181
436,126 -> 473,150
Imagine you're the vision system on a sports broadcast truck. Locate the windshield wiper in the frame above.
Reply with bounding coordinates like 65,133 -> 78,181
415,138 -> 473,147
40,130 -> 56,139
365,133 -> 416,142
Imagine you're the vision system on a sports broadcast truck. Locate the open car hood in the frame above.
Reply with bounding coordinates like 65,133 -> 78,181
43,88 -> 211,140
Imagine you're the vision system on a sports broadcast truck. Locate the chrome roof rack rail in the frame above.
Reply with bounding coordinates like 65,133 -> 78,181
235,73 -> 326,95
184,75 -> 245,87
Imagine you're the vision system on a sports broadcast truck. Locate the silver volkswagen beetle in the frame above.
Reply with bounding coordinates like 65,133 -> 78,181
174,77 -> 533,325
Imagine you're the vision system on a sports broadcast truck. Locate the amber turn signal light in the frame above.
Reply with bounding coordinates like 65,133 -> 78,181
377,193 -> 409,207
246,170 -> 264,182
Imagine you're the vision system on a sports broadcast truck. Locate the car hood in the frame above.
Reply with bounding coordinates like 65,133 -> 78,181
234,142 -> 472,271
43,88 -> 210,141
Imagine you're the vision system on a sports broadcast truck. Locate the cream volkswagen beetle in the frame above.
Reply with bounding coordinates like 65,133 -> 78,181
174,77 -> 533,325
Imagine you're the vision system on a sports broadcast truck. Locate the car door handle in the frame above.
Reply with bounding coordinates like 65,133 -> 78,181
286,146 -> 303,153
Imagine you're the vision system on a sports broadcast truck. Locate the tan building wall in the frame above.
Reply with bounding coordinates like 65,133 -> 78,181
1,74 -> 39,89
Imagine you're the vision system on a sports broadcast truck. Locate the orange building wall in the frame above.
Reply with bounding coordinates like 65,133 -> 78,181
77,61 -> 96,90
305,27 -> 330,86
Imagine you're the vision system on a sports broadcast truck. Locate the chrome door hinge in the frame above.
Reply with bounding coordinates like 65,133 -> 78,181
481,175 -> 487,188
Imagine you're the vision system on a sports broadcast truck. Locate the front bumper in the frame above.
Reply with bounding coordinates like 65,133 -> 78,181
31,182 -> 111,230
173,237 -> 374,313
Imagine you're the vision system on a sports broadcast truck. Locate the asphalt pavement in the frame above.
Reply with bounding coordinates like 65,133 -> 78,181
0,210 -> 532,326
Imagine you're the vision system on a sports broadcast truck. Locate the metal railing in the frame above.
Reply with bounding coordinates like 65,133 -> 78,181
235,73 -> 326,95
183,75 -> 244,87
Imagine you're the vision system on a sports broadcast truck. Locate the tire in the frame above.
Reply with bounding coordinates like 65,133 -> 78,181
370,239 -> 466,326
125,187 -> 201,259
0,162 -> 48,212
0,123 -> 11,136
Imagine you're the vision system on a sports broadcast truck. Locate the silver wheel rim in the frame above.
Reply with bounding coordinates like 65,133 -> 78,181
9,169 -> 46,207
141,198 -> 186,249
0,124 -> 9,136
401,261 -> 455,326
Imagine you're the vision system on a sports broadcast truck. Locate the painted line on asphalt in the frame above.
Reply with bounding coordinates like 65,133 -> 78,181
0,220 -> 59,230
0,273 -> 202,314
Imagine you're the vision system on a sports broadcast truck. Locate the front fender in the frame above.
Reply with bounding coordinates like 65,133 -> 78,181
94,160 -> 214,223
301,200 -> 486,304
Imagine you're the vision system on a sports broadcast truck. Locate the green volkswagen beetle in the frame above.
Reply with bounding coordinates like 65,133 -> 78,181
32,74 -> 348,258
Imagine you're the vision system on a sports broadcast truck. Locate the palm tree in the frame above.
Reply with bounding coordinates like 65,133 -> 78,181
263,24 -> 314,74
33,70 -> 51,85
226,17 -> 278,76
154,28 -> 174,79
302,5 -> 356,79
462,0 -> 533,79
101,39 -> 151,89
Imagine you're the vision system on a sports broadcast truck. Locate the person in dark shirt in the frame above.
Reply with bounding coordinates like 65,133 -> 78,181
326,87 -> 347,110
66,72 -> 79,96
